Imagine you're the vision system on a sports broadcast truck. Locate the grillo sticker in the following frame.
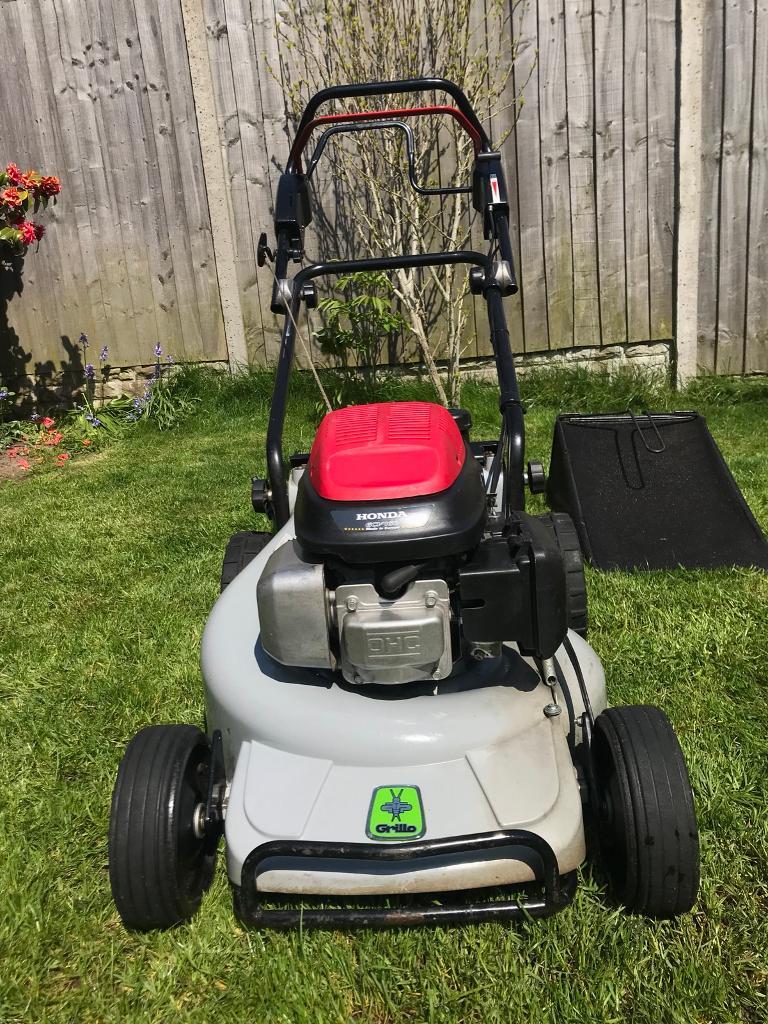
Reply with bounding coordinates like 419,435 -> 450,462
366,786 -> 426,840
331,505 -> 433,534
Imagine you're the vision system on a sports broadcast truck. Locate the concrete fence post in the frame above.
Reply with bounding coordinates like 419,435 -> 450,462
180,0 -> 250,370
675,0 -> 705,383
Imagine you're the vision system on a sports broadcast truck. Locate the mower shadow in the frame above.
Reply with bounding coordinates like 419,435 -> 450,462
254,639 -> 541,698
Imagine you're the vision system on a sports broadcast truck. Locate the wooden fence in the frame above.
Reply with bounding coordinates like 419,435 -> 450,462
0,0 -> 766,387
698,0 -> 768,374
0,0 -> 227,392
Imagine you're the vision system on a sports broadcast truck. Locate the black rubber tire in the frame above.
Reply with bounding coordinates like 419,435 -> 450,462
220,531 -> 271,591
108,725 -> 219,931
592,705 -> 700,918
545,512 -> 588,637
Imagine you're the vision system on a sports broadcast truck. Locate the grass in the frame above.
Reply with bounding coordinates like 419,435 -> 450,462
0,366 -> 766,1023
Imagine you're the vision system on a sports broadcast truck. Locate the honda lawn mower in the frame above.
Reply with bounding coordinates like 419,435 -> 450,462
108,78 -> 699,930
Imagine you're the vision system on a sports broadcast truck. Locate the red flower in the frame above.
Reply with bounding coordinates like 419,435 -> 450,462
37,175 -> 61,197
43,430 -> 63,446
17,458 -> 31,471
19,170 -> 40,190
6,446 -> 20,459
56,452 -> 70,463
0,187 -> 23,209
5,163 -> 22,184
33,223 -> 45,240
18,221 -> 37,246
40,416 -> 55,428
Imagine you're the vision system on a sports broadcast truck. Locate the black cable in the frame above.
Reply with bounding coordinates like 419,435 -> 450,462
562,633 -> 594,726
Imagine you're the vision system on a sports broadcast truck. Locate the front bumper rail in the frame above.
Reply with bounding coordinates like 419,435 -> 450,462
233,829 -> 576,929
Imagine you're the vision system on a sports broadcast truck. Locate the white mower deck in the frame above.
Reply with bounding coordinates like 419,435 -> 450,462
203,521 -> 607,899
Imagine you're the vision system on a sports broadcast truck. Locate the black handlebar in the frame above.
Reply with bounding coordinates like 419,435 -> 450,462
292,78 -> 492,152
263,78 -> 524,526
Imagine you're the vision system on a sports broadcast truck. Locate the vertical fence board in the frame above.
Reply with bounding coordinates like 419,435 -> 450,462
745,0 -> 768,372
538,0 -> 574,349
205,0 -> 270,362
17,0 -> 90,354
157,6 -> 225,357
0,1 -> 68,372
594,0 -> 626,344
512,0 -> 549,351
480,0 -> 524,356
60,0 -> 137,358
36,0 -> 112,357
697,0 -> 724,371
647,0 -> 676,340
623,0 -> 650,343
112,0 -> 185,354
564,0 -> 600,346
85,0 -> 160,353
250,0 -> 291,361
716,0 -> 755,373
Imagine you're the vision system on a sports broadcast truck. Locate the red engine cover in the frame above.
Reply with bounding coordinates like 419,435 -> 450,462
308,402 -> 466,502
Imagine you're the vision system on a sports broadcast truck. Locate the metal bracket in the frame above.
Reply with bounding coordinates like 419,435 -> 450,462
272,278 -> 293,311
203,729 -> 226,838
628,409 -> 667,453
492,260 -> 515,294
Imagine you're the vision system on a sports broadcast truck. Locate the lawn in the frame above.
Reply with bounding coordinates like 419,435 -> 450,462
0,368 -> 766,1023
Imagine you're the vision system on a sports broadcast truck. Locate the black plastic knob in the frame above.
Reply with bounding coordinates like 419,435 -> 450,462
468,267 -> 485,295
526,461 -> 546,494
301,282 -> 318,308
448,407 -> 472,440
251,477 -> 273,517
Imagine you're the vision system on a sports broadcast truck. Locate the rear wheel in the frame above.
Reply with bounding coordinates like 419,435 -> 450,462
108,725 -> 219,930
543,512 -> 588,636
220,530 -> 271,591
592,705 -> 700,917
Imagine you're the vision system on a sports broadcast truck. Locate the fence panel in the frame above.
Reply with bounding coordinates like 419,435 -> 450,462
2,0 -> 767,384
0,0 -> 225,399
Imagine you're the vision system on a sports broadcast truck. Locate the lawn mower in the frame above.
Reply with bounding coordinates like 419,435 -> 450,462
108,78 -> 699,930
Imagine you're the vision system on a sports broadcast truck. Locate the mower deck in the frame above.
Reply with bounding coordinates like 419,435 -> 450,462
203,523 -> 606,903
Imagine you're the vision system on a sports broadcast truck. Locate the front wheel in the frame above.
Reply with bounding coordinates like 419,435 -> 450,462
592,705 -> 700,917
108,724 -> 219,930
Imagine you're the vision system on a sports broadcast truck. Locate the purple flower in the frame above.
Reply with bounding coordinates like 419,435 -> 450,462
153,343 -> 162,359
79,332 -> 89,350
132,396 -> 144,410
0,388 -> 8,400
99,346 -> 109,363
30,411 -> 39,421
165,354 -> 174,365
84,363 -> 95,380
85,412 -> 103,427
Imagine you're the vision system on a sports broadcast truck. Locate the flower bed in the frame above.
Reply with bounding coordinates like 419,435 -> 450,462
1,342 -> 199,479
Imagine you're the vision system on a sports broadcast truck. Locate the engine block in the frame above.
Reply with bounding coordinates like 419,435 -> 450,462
334,581 -> 452,686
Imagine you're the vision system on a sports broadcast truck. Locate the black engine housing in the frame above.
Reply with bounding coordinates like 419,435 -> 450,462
294,450 -> 487,564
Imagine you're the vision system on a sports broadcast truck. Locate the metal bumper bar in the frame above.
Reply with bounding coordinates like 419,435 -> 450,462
233,829 -> 576,929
